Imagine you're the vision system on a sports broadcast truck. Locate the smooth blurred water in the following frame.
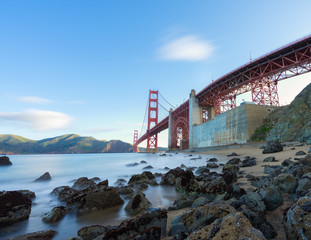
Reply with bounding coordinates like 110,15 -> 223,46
0,152 -> 224,239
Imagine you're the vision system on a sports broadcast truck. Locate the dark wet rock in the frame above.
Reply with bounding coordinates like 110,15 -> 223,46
56,187 -> 80,202
226,158 -> 241,165
128,227 -> 161,239
241,191 -> 266,213
163,167 -> 170,170
18,190 -> 36,199
12,229 -> 57,240
289,165 -> 304,178
300,153 -> 311,166
195,166 -> 210,175
200,177 -> 227,201
34,172 -> 51,182
206,163 -> 219,168
281,158 -> 295,167
138,183 -> 149,191
191,197 -> 209,209
272,173 -> 296,193
91,177 -> 101,182
227,152 -> 239,157
142,171 -> 155,180
241,157 -> 256,167
180,164 -> 187,168
72,177 -> 96,190
159,153 -> 166,156
250,176 -> 271,188
168,198 -> 194,210
128,174 -> 149,185
0,156 -> 12,166
296,173 -> 311,197
142,165 -> 153,169
140,160 -> 147,164
78,225 -> 115,240
160,167 -> 183,185
259,185 -> 283,211
126,162 -> 139,167
125,190 -> 151,215
169,223 -> 187,237
207,158 -> 218,162
224,183 -> 246,200
189,156 -> 201,160
149,179 -> 158,185
284,196 -> 311,240
154,172 -> 162,177
104,209 -> 167,239
187,211 -> 266,240
222,164 -> 239,185
237,204 -> 277,239
51,185 -> 70,196
181,201 -> 235,233
42,206 -> 70,223
263,156 -> 277,162
296,150 -> 307,156
114,178 -> 127,186
263,165 -> 283,177
263,140 -> 283,154
0,191 -> 32,225
175,170 -> 200,194
118,186 -> 134,195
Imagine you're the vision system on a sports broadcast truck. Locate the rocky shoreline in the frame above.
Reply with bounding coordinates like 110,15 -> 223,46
1,141 -> 311,239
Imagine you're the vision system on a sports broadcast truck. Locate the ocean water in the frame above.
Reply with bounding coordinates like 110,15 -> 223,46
0,152 -> 224,239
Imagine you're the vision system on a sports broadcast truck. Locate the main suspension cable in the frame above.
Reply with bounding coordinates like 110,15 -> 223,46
139,99 -> 148,138
159,91 -> 175,109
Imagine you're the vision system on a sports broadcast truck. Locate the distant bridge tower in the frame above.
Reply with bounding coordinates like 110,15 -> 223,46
133,130 -> 138,152
147,90 -> 159,152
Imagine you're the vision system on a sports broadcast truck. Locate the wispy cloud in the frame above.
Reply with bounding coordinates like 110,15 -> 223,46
19,96 -> 53,104
157,35 -> 214,61
0,109 -> 73,131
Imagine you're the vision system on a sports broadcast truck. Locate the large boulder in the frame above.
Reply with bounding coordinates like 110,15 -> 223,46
237,204 -> 277,239
300,154 -> 311,166
175,170 -> 200,194
160,167 -> 183,185
295,173 -> 311,197
78,225 -> 115,240
259,185 -> 283,211
42,206 -> 70,223
272,173 -> 296,193
128,174 -> 149,185
125,190 -> 150,215
77,187 -> 124,213
187,211 -> 266,240
103,209 -> 167,240
12,229 -> 57,240
222,164 -> 239,185
72,177 -> 96,190
200,176 -> 227,201
240,192 -> 266,213
262,140 -> 283,154
0,191 -> 32,225
241,156 -> 257,167
0,156 -> 12,166
284,196 -> 311,240
181,201 -> 235,233
34,172 -> 51,182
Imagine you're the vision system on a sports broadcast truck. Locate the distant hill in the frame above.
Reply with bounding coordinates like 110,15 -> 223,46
0,134 -> 135,154
251,82 -> 311,143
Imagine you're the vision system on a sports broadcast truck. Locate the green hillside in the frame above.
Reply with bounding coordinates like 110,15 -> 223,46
0,134 -> 134,154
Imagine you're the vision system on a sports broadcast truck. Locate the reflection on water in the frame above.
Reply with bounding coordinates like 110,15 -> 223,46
0,152 -> 223,239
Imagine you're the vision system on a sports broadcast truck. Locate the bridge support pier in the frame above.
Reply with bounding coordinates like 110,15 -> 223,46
189,89 -> 202,149
168,108 -> 174,149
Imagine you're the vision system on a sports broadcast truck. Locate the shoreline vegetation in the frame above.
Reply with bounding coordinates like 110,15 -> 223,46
1,141 -> 311,239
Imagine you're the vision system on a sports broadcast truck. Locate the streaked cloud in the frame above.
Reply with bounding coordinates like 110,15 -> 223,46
19,96 -> 53,104
0,109 -> 73,131
157,35 -> 214,61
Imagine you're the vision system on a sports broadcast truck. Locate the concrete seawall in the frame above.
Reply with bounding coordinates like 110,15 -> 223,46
191,103 -> 273,148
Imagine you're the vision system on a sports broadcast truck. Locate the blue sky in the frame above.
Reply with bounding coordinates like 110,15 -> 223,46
0,1 -> 310,147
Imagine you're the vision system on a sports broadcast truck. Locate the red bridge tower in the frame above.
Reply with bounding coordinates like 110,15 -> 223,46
147,90 -> 158,152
